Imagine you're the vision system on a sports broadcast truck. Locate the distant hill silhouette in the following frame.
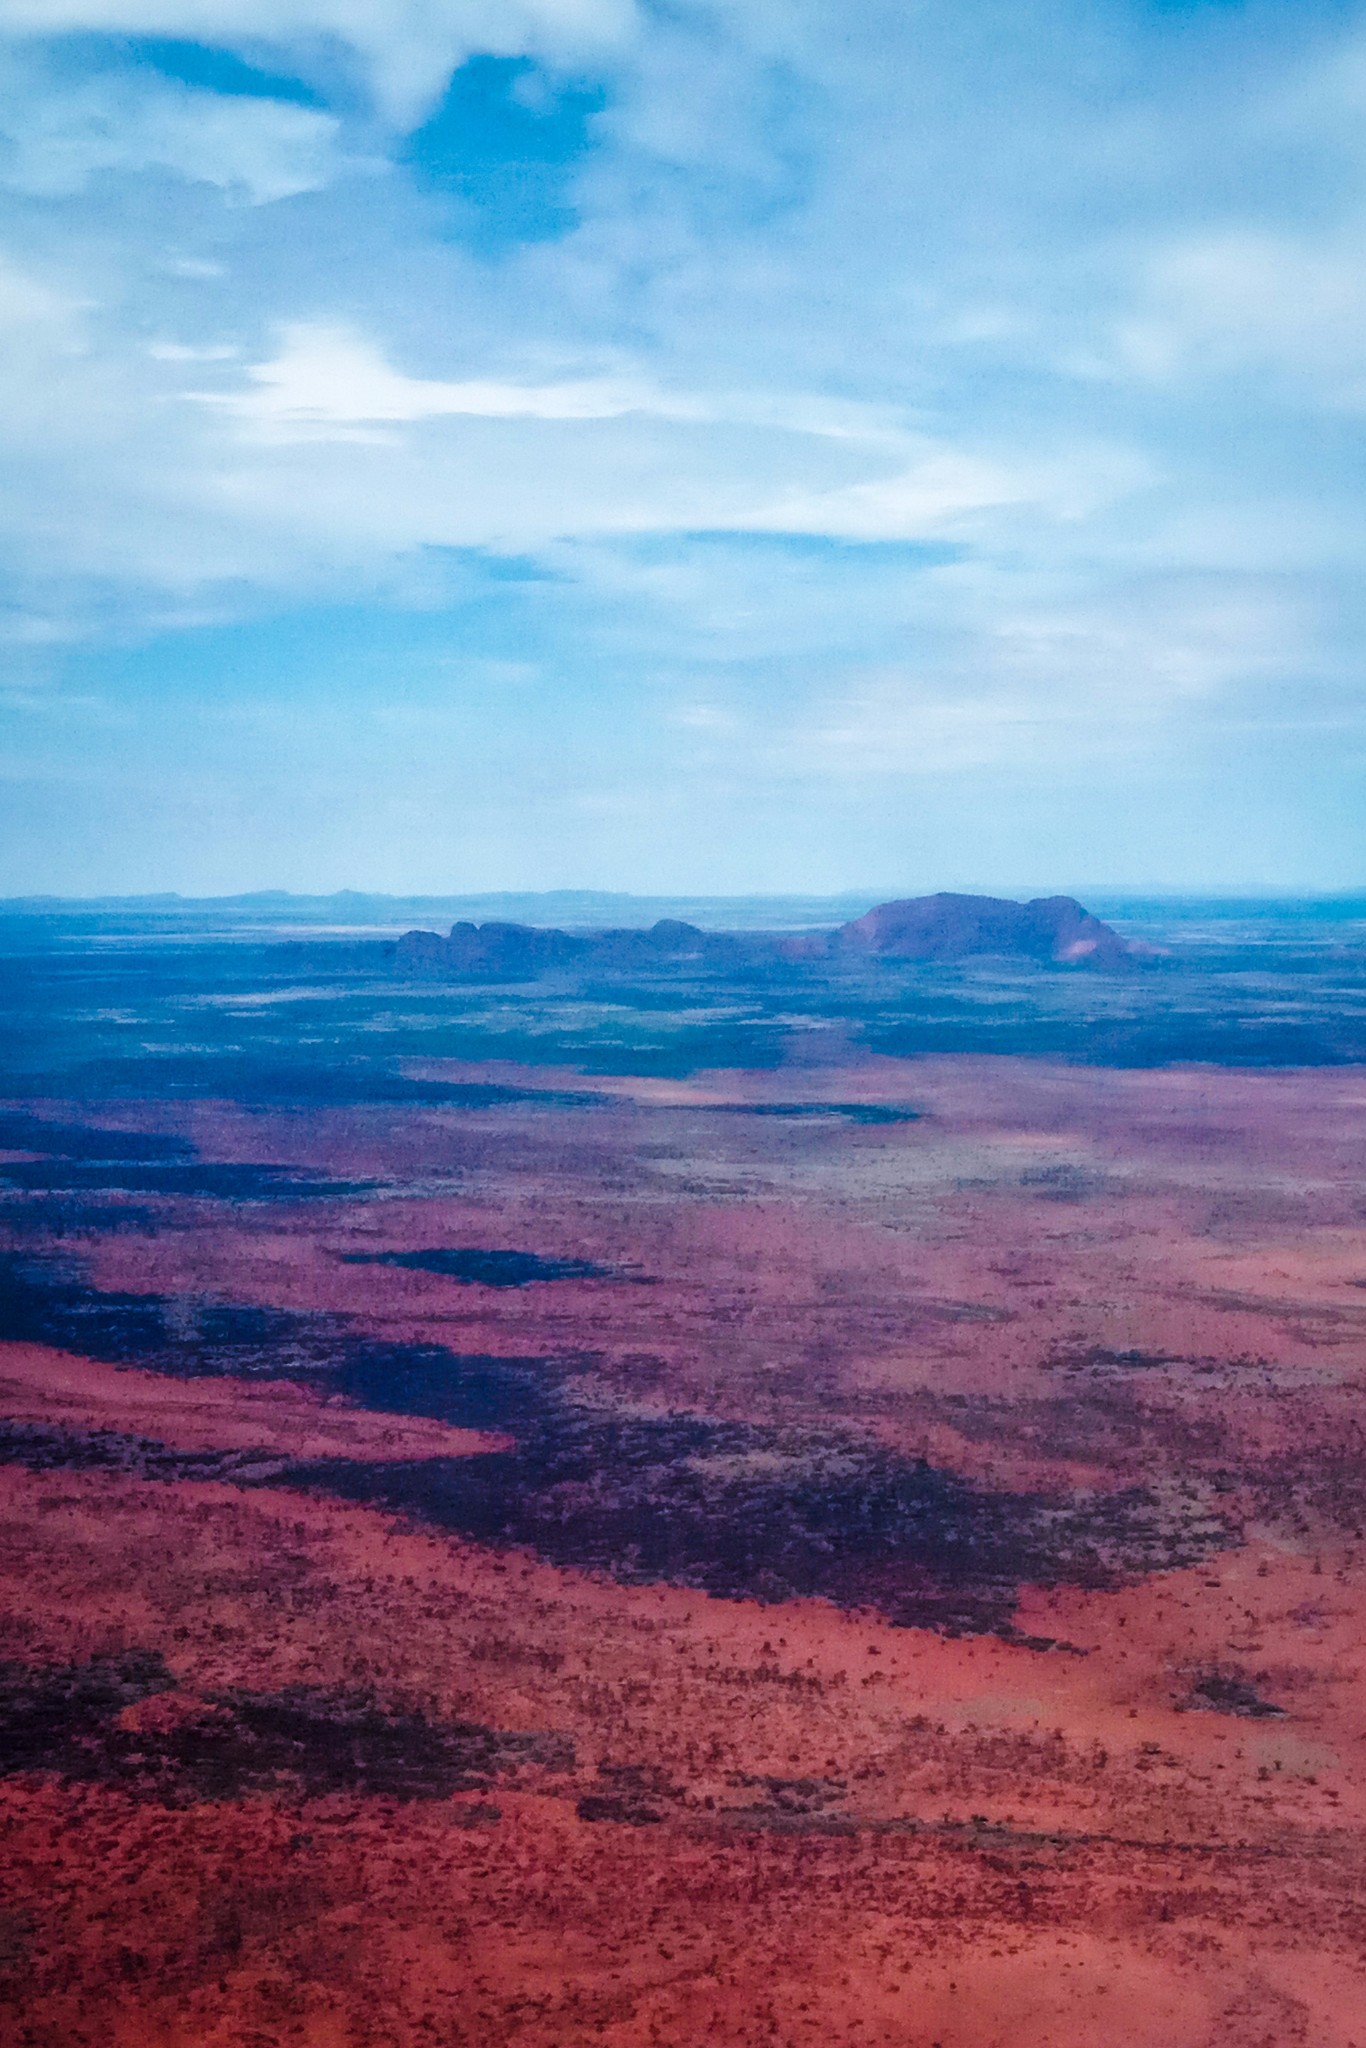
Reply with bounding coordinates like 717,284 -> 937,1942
396,917 -> 733,977
395,892 -> 1140,978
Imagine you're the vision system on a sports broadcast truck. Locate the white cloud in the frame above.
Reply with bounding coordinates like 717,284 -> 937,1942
763,569 -> 1315,782
743,450 -> 1042,542
0,248 -> 79,328
0,62 -> 344,200
1113,227 -> 1366,405
172,323 -> 1136,570
737,433 -> 1155,542
148,340 -> 240,361
202,326 -> 912,450
206,323 -> 672,436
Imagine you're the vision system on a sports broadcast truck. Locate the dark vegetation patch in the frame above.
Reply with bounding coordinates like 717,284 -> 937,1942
0,1113 -> 191,1161
341,1247 -> 619,1286
576,1792 -> 664,1825
0,1420 -> 289,1485
1180,1671 -> 1286,1719
0,1159 -> 373,1201
0,1253 -> 345,1374
908,1298 -> 1015,1326
1047,1346 -> 1187,1373
700,1102 -> 920,1126
0,1252 -> 589,1402
924,1392 -> 1366,1547
128,1690 -> 569,1802
0,1110 -> 370,1202
717,1808 -> 858,1836
286,1428 -> 1229,1638
0,1650 -> 176,1773
0,1253 -> 1232,1637
0,1906 -> 31,1985
576,1761 -> 688,1825
1019,1165 -> 1112,1201
0,1253 -> 173,1362
0,1197 -> 160,1236
905,1386 -> 1230,1468
718,1772 -> 851,1830
0,1246 -> 583,1416
332,1343 -> 578,1431
0,1654 -> 571,1801
154,1068 -> 600,1110
1245,1421 -> 1366,1535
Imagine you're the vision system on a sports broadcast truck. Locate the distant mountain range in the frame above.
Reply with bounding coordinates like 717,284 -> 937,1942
395,892 -> 1145,977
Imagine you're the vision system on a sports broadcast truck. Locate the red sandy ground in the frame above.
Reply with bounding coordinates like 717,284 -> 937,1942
2,1056 -> 1366,2045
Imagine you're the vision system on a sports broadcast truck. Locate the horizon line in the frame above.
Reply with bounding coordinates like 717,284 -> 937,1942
4,886 -> 1366,909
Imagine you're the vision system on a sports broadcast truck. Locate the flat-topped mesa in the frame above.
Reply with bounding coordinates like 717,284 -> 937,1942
827,892 -> 1137,966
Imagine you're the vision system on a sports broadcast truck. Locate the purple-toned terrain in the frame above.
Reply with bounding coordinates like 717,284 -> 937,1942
0,893 -> 1364,2047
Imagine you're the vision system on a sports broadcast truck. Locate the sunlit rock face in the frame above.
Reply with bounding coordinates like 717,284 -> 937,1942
829,893 -> 1136,966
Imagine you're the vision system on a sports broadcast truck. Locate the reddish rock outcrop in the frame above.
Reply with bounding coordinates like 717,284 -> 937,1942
395,894 -> 1137,978
830,892 -> 1135,966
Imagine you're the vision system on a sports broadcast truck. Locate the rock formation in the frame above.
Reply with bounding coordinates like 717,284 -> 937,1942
394,893 -> 1138,978
828,892 -> 1135,966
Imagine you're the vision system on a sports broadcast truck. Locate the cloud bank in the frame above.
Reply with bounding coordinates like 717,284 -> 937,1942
0,0 -> 1364,891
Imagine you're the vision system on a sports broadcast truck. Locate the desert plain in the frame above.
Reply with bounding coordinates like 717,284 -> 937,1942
2,907 -> 1366,2047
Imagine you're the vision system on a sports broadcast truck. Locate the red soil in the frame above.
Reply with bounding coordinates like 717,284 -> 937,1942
3,1057 -> 1366,2045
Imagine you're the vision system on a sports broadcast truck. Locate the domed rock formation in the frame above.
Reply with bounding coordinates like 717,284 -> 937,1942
830,892 -> 1135,966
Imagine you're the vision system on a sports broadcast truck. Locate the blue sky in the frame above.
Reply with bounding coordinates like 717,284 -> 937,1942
0,0 -> 1364,894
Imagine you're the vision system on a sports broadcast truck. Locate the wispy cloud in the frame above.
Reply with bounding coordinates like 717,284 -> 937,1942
207,323 -> 676,435
0,55 -> 343,199
1113,227 -> 1366,404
